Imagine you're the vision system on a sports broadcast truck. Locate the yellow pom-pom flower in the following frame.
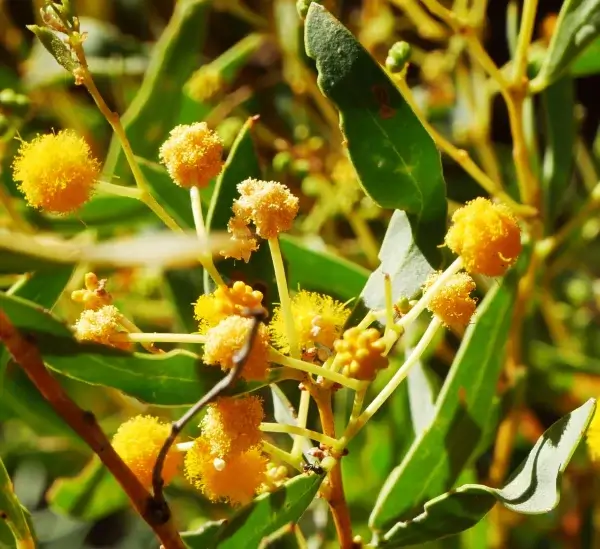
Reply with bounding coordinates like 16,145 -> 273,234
112,416 -> 182,489
203,315 -> 269,381
184,437 -> 267,506
445,197 -> 522,277
159,122 -> 223,188
425,272 -> 477,328
73,305 -> 131,351
232,178 -> 299,239
194,281 -> 264,333
334,327 -> 388,380
12,130 -> 100,214
201,396 -> 264,458
270,291 -> 350,355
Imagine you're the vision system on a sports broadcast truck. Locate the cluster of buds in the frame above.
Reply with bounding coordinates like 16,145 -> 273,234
334,327 -> 388,381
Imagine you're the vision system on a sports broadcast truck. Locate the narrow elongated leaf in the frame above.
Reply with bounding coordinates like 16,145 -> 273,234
370,256 -> 525,531
0,293 -> 279,406
378,399 -> 596,546
541,77 -> 575,225
47,458 -> 128,521
304,4 -> 447,263
0,457 -> 34,547
181,521 -> 225,548
212,473 -> 324,548
571,36 -> 600,76
104,0 -> 209,177
533,0 -> 600,89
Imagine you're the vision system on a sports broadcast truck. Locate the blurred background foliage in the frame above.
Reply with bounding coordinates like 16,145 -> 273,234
1,0 -> 600,548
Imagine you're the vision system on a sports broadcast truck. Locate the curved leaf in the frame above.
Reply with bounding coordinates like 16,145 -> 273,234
304,4 -> 447,263
181,521 -> 225,548
378,399 -> 596,546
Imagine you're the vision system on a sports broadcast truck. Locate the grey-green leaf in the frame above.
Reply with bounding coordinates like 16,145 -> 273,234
27,25 -> 78,73
304,4 -> 447,263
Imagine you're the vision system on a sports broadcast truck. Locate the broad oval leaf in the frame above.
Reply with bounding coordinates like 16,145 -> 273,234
378,399 -> 596,546
369,254 -> 526,531
211,473 -> 324,548
304,4 -> 447,263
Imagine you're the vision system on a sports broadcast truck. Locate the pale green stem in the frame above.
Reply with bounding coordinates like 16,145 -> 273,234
112,332 -> 205,344
96,180 -> 142,200
260,422 -> 338,448
262,440 -> 303,471
511,0 -> 539,83
190,186 -> 225,287
335,317 -> 443,451
117,315 -> 161,354
269,348 -> 363,390
292,391 -> 311,458
349,387 -> 367,423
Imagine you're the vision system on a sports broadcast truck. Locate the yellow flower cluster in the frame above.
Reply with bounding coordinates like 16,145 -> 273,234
12,130 -> 99,214
334,327 -> 388,380
425,272 -> 477,328
184,396 -> 268,505
159,122 -> 224,188
71,272 -> 112,310
112,416 -> 182,489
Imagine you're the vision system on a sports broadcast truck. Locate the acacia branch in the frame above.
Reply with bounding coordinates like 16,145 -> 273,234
0,309 -> 185,549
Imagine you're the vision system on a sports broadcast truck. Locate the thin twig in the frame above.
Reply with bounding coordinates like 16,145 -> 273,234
151,307 -> 267,507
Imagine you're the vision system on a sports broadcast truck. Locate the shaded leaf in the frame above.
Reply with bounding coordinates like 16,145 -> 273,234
304,4 -> 447,263
212,473 -> 324,548
378,399 -> 596,546
181,521 -> 225,548
47,458 -> 128,521
164,268 -> 204,334
571,36 -> 600,76
370,255 -> 526,531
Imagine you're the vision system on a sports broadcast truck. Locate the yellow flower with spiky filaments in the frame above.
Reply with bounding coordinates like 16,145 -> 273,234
201,395 -> 264,459
232,178 -> 299,239
425,272 -> 477,328
73,305 -> 131,351
112,416 -> 182,489
194,281 -> 264,334
184,437 -> 268,506
203,315 -> 270,381
12,130 -> 100,214
159,122 -> 223,188
270,291 -> 350,355
334,327 -> 388,381
445,197 -> 522,277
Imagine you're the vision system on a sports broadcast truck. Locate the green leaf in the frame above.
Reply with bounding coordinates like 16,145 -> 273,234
571,36 -> 600,76
532,0 -> 600,89
26,25 -> 77,73
212,473 -> 324,548
280,235 -> 370,302
181,521 -> 225,548
103,0 -> 209,178
47,457 -> 128,521
0,292 -> 278,406
361,210 -> 437,314
407,360 -> 438,437
304,4 -> 447,263
0,457 -> 34,546
541,76 -> 575,226
164,268 -> 203,334
370,255 -> 526,531
378,399 -> 596,546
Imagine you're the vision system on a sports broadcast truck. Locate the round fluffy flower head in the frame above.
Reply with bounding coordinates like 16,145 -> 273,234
232,178 -> 299,238
201,396 -> 264,458
445,197 -> 521,277
112,416 -> 182,489
334,327 -> 388,381
12,130 -> 99,214
425,272 -> 477,327
184,437 -> 267,506
71,272 -> 112,310
73,305 -> 131,351
203,315 -> 269,381
159,122 -> 223,188
270,291 -> 350,355
194,282 -> 264,333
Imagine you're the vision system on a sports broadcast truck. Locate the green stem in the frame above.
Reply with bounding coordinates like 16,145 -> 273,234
511,0 -> 538,83
112,332 -> 205,344
261,440 -> 303,471
260,423 -> 338,447
96,180 -> 142,200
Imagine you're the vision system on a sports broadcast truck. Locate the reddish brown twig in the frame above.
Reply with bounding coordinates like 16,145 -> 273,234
0,309 -> 185,549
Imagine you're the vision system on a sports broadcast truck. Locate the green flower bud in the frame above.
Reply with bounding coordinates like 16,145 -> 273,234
272,151 -> 293,173
386,41 -> 412,73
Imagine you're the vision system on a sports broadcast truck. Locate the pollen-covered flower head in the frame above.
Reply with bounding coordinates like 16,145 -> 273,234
12,130 -> 99,214
334,327 -> 388,381
112,415 -> 182,488
159,122 -> 223,188
425,272 -> 477,328
73,305 -> 131,351
203,315 -> 269,381
184,437 -> 267,506
270,291 -> 350,355
445,197 -> 521,277
71,272 -> 112,310
194,281 -> 264,333
220,215 -> 260,262
201,395 -> 264,458
232,178 -> 299,239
